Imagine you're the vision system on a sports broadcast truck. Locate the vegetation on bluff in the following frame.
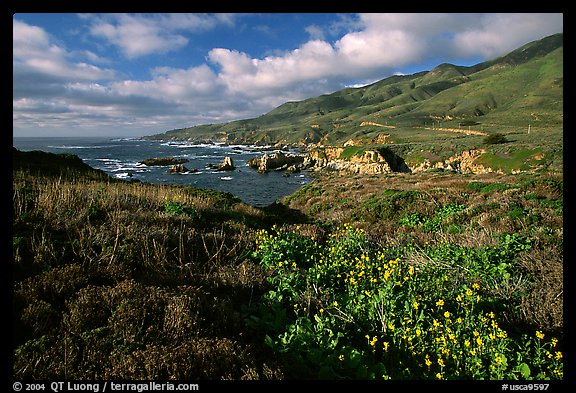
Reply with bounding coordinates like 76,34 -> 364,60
12,148 -> 562,380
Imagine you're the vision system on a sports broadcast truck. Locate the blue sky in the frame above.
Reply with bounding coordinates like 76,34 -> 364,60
13,13 -> 563,137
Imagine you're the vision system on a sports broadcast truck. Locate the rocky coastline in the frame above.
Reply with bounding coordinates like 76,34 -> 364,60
144,139 -> 549,177
245,146 -> 502,176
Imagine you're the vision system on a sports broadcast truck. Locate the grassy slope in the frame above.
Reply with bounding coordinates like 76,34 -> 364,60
12,149 -> 289,379
12,147 -> 563,380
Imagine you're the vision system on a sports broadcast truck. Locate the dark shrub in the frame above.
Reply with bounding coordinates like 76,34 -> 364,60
483,132 -> 508,145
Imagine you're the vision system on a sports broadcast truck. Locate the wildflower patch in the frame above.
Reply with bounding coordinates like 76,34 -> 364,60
248,225 -> 563,380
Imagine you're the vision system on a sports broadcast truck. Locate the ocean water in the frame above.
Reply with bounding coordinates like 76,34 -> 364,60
12,137 -> 312,207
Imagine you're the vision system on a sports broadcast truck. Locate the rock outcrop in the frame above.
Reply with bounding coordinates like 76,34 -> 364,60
140,157 -> 189,166
217,156 -> 236,171
245,146 -> 525,176
306,147 -> 405,175
168,164 -> 190,173
408,149 -> 498,174
247,152 -> 307,173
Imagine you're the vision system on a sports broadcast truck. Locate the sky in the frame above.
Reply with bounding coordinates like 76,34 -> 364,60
13,13 -> 563,138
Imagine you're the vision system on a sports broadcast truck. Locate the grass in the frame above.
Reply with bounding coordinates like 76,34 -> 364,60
12,149 -> 563,381
12,156 -> 283,379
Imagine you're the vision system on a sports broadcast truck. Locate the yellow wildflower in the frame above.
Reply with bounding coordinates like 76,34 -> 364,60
436,299 -> 445,307
536,331 -> 545,340
555,352 -> 563,360
552,338 -> 558,347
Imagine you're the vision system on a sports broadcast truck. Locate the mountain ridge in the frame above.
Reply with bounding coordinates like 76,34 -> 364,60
146,33 -> 563,147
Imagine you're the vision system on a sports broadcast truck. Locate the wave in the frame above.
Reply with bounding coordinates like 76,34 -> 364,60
47,144 -> 123,149
87,158 -> 150,174
160,141 -> 275,153
112,172 -> 133,179
160,142 -> 216,149
178,154 -> 225,159
110,138 -> 140,142
220,176 -> 233,181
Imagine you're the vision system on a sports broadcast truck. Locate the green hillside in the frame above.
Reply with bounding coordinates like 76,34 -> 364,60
147,33 -> 562,147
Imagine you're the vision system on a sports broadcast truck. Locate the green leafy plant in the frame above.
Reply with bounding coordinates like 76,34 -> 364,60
249,225 -> 561,380
163,199 -> 197,218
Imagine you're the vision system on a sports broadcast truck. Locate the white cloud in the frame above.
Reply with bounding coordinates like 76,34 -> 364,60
88,14 -> 188,58
452,13 -> 563,58
335,28 -> 423,69
113,64 -> 221,101
305,24 -> 325,40
85,13 -> 238,58
13,19 -> 116,84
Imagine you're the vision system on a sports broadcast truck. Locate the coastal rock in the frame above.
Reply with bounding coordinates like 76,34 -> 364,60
140,157 -> 189,166
217,156 -> 236,171
408,149 -> 498,174
247,152 -> 306,173
245,145 -> 512,176
307,146 -> 398,174
168,164 -> 190,174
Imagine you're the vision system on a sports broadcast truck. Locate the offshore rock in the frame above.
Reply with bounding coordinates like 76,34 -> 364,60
141,157 -> 189,166
168,164 -> 190,173
217,156 -> 236,171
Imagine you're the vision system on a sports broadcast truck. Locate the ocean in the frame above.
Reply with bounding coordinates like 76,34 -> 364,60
12,137 -> 312,207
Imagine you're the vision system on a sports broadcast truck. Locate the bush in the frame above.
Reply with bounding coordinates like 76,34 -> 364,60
483,133 -> 508,145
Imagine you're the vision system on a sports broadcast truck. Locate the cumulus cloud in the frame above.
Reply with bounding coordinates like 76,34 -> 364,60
452,13 -> 564,58
12,20 -> 114,88
84,13 -> 238,58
